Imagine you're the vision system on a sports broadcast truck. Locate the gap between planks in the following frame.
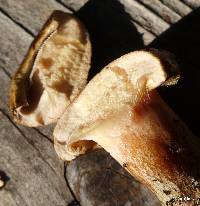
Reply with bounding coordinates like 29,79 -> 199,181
64,163 -> 81,206
135,0 -> 181,24
55,0 -> 75,12
0,108 -> 57,176
0,7 -> 34,37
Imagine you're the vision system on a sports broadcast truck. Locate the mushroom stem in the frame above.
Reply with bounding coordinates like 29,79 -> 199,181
91,91 -> 200,205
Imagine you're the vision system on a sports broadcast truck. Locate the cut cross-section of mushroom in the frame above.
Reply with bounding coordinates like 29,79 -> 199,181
54,49 -> 200,205
9,10 -> 91,127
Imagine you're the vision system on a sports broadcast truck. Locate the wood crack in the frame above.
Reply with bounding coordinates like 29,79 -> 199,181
0,7 -> 34,37
135,0 -> 181,24
0,108 -> 58,177
160,0 -> 192,17
64,163 -> 81,206
120,0 -> 169,36
0,66 -> 11,78
34,128 -> 53,144
181,0 -> 197,9
55,0 -> 75,12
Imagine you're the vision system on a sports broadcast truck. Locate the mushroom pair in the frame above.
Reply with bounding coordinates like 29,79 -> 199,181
10,11 -> 200,205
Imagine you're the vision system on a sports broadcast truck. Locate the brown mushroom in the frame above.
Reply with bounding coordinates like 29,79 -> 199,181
9,10 -> 91,127
54,49 -> 200,205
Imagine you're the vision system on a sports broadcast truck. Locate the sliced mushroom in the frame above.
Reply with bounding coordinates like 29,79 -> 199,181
54,49 -> 200,205
9,10 -> 91,127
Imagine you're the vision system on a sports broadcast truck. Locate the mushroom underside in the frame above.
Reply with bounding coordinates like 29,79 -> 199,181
10,11 -> 91,127
54,49 -> 179,161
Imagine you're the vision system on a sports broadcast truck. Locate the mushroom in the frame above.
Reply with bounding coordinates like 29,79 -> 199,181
54,49 -> 200,205
9,10 -> 91,127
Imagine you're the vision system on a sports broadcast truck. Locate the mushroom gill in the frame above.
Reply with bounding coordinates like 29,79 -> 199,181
9,10 -> 91,127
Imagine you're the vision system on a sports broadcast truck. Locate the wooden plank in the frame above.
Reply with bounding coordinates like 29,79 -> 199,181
181,0 -> 200,9
61,0 -> 155,45
0,69 -> 11,112
58,0 -> 88,11
0,12 -> 32,76
0,12 -> 54,139
0,111 -> 74,206
0,11 -> 62,177
118,0 -> 169,35
54,0 -> 156,46
133,21 -> 155,45
0,0 -> 71,35
0,68 -> 74,205
137,0 -> 181,24
0,12 -> 75,205
66,149 -> 161,206
160,0 -> 192,17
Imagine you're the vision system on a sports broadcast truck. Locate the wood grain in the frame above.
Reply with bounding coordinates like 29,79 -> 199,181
137,0 -> 181,24
0,0 -> 71,35
160,0 -> 191,16
0,12 -> 75,206
59,0 -> 89,11
0,12 -> 54,138
181,0 -> 200,8
66,149 -> 161,206
118,0 -> 169,35
0,12 -> 32,75
0,110 -> 73,206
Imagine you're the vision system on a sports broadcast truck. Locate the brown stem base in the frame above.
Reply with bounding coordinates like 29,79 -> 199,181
92,92 -> 200,205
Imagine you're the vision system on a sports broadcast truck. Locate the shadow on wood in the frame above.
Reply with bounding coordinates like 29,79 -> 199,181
66,149 -> 160,206
75,0 -> 144,80
150,8 -> 200,137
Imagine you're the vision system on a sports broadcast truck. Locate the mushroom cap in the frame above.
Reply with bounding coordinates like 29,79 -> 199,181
53,49 -> 180,161
9,10 -> 91,127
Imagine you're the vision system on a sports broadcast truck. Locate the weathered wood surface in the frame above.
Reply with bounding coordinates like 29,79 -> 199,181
160,0 -> 191,16
0,0 -> 70,35
0,111 -> 73,206
0,0 -> 199,205
66,149 -> 160,206
181,0 -> 200,8
138,0 -> 181,24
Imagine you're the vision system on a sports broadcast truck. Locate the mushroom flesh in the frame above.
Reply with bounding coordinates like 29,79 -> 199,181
9,10 -> 91,126
54,49 -> 200,205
